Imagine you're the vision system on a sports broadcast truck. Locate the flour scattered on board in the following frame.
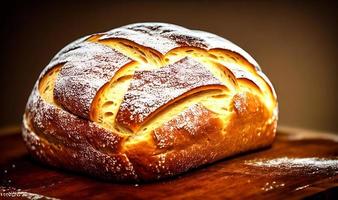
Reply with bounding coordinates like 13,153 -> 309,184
245,157 -> 338,170
0,187 -> 59,200
261,181 -> 285,192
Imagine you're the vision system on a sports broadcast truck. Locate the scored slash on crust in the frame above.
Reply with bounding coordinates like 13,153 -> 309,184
116,57 -> 227,132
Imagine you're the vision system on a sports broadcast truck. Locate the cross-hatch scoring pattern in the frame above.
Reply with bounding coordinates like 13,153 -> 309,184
38,34 -> 275,141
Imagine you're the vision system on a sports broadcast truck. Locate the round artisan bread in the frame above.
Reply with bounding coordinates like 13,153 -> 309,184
22,22 -> 278,181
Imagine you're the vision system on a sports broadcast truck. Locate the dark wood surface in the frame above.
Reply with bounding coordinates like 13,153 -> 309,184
0,128 -> 337,200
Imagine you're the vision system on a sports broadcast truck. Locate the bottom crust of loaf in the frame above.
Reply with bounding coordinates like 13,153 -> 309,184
22,87 -> 277,182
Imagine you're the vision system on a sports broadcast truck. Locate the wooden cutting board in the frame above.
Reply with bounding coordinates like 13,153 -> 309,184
0,127 -> 337,200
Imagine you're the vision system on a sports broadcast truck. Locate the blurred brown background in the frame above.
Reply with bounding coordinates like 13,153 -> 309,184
1,0 -> 337,134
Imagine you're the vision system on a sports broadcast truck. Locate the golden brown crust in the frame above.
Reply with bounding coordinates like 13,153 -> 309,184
23,85 -> 138,181
22,22 -> 278,182
122,92 -> 276,180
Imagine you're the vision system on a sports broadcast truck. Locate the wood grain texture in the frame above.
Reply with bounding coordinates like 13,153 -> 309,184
0,128 -> 337,200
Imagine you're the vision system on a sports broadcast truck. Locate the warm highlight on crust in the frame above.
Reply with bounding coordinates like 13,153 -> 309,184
22,23 -> 278,182
116,57 -> 228,133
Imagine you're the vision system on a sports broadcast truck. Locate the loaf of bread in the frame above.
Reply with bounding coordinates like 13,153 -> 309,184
22,23 -> 278,181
